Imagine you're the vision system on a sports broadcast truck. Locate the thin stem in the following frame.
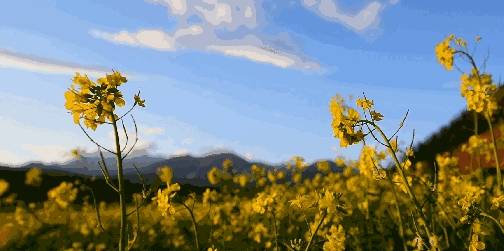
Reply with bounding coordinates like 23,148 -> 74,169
78,123 -> 116,155
386,173 -> 408,251
121,119 -> 130,153
485,114 -> 502,193
122,115 -> 139,160
98,149 -> 119,193
182,202 -> 200,251
389,109 -> 410,141
132,164 -> 148,198
473,112 -> 482,171
480,212 -> 504,234
361,120 -> 432,238
117,103 -> 137,122
304,211 -> 327,251
454,50 -> 481,78
271,211 -> 279,251
90,188 -> 106,233
112,117 -> 128,251
127,199 -> 141,250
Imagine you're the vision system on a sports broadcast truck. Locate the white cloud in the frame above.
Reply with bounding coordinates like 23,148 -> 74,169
90,25 -> 203,51
150,0 -> 259,30
302,0 -> 389,32
0,49 -> 109,77
173,148 -> 189,156
244,6 -> 254,18
195,1 -> 233,26
0,49 -> 106,76
0,149 -> 25,166
22,144 -> 72,164
208,45 -> 295,68
149,0 -> 188,15
91,0 -> 319,70
142,126 -> 166,136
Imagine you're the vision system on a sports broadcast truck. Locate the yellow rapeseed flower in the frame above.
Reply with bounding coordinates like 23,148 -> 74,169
435,34 -> 455,70
356,98 -> 373,110
64,71 -> 136,130
469,234 -> 485,251
323,225 -> 345,251
207,167 -> 221,185
47,182 -> 78,209
25,167 -> 42,186
154,182 -> 180,216
460,70 -> 497,116
158,166 -> 174,184
0,179 -> 9,197
329,95 -> 364,147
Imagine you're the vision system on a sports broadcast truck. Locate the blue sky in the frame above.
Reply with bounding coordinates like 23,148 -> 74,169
0,0 -> 503,165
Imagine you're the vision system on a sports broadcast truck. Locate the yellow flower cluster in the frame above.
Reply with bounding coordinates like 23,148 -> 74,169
490,195 -> 504,210
317,161 -> 331,173
47,182 -> 78,209
469,222 -> 486,251
158,166 -> 174,184
0,179 -> 9,197
435,34 -> 455,70
64,71 -> 129,130
323,225 -> 345,251
249,223 -> 268,243
358,146 -> 385,179
25,167 -> 42,186
460,69 -> 498,116
458,186 -> 484,224
207,159 -> 235,186
318,190 -> 339,214
355,98 -> 373,110
290,194 -> 315,209
329,95 -> 364,147
233,174 -> 250,187
435,35 -> 498,116
252,191 -> 278,214
154,182 -> 181,216
435,153 -> 458,169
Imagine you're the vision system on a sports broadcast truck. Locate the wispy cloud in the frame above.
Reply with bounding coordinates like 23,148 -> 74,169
21,144 -> 72,164
0,49 -> 109,77
142,126 -> 166,136
301,0 -> 396,32
90,0 -> 320,70
90,26 -> 204,51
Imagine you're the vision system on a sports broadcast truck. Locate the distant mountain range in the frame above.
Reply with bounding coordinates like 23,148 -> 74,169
1,152 -> 339,186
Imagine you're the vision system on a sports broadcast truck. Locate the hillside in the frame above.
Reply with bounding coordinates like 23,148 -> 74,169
414,85 -> 504,168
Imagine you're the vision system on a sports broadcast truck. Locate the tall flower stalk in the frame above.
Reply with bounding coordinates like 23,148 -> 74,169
64,71 -> 145,251
435,35 -> 501,193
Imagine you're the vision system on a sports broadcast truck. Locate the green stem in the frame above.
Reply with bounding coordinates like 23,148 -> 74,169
371,122 -> 432,238
474,111 -> 481,171
112,119 -> 127,251
304,211 -> 327,251
182,203 -> 200,251
271,211 -> 279,251
480,212 -> 504,234
387,174 -> 408,251
485,114 -> 502,193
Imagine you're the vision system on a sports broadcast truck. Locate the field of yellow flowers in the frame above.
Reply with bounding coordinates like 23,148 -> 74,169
0,35 -> 503,251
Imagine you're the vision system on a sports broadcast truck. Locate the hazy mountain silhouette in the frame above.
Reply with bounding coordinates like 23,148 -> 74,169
2,152 -> 342,186
1,153 -> 275,186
